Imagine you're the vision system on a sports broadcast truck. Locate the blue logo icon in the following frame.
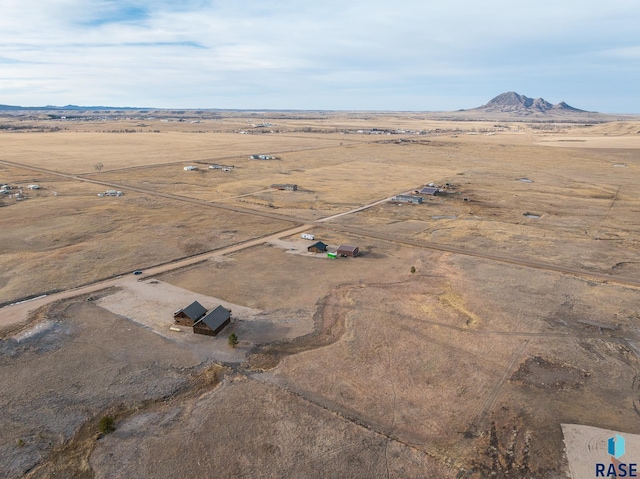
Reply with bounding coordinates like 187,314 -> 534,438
609,434 -> 626,459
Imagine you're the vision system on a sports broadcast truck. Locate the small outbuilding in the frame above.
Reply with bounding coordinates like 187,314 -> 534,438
392,195 -> 423,204
419,187 -> 439,196
193,305 -> 231,337
174,301 -> 207,327
337,245 -> 359,257
271,184 -> 298,191
308,241 -> 328,253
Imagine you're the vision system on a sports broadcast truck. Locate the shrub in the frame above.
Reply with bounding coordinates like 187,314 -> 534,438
98,416 -> 116,434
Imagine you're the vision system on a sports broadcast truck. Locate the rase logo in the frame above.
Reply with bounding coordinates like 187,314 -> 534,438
610,434 -> 626,459
596,434 -> 637,477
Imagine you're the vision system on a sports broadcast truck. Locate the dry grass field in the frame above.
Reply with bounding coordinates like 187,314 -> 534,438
1,112 -> 639,478
0,183 -> 292,304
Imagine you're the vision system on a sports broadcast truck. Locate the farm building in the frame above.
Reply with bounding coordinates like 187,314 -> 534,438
418,186 -> 439,196
174,301 -> 207,327
337,245 -> 359,257
271,184 -> 298,191
250,154 -> 276,160
308,241 -> 328,253
392,195 -> 423,204
193,305 -> 231,337
100,190 -> 123,197
183,166 -> 198,171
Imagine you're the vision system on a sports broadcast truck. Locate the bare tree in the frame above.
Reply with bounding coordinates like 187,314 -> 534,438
95,162 -> 104,173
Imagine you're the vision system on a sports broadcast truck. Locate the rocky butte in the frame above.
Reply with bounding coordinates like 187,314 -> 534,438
471,91 -> 587,115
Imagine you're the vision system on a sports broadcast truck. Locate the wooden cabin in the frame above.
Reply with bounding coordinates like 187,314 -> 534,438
308,241 -> 328,253
193,305 -> 231,337
174,301 -> 207,327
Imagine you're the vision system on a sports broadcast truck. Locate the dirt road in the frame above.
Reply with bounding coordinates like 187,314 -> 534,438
0,224 -> 312,330
2,159 -> 639,333
322,224 -> 640,288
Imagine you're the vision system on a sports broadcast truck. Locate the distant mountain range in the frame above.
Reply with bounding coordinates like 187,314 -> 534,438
467,91 -> 588,115
0,104 -> 145,111
0,92 -> 605,120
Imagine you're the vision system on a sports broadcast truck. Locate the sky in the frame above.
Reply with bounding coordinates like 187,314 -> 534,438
0,0 -> 639,112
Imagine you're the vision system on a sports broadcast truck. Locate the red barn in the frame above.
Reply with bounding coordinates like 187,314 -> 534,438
337,245 -> 359,257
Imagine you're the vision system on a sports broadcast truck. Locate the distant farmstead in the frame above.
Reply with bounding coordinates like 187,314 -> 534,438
392,195 -> 423,204
337,245 -> 359,257
98,190 -> 123,197
174,301 -> 207,327
193,305 -> 231,337
271,184 -> 298,191
183,166 -> 198,171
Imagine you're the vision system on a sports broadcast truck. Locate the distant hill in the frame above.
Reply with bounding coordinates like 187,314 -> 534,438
0,104 -> 147,111
469,92 -> 588,115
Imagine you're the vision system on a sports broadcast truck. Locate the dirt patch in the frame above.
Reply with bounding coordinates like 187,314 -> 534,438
0,299 -> 206,479
510,356 -> 591,390
24,363 -> 227,479
95,279 -> 313,362
467,417 -> 534,479
89,378 -> 447,479
246,284 -> 351,370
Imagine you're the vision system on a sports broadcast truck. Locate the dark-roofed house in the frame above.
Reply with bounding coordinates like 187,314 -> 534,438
337,245 -> 359,257
419,187 -> 439,196
193,305 -> 231,337
308,241 -> 328,253
174,301 -> 207,327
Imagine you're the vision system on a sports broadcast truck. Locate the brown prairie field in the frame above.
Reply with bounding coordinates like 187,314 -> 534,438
0,112 -> 639,478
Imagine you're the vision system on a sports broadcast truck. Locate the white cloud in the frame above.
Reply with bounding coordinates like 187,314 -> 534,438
0,0 -> 638,111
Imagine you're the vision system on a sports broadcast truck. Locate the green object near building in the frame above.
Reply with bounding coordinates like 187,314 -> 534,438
327,252 -> 337,259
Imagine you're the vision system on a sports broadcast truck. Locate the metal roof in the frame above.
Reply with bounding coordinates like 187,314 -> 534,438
394,195 -> 423,202
419,187 -> 439,195
180,301 -> 207,321
337,245 -> 358,252
308,241 -> 328,251
196,305 -> 231,332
